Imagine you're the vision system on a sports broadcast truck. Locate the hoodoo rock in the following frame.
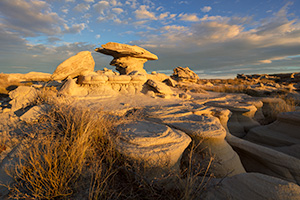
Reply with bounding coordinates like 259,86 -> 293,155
95,42 -> 158,75
51,51 -> 95,80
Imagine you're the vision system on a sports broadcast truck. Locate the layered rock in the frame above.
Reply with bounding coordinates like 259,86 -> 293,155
202,173 -> 300,200
171,66 -> 199,82
146,104 -> 245,177
227,134 -> 300,184
51,51 -> 95,80
95,42 -> 158,75
205,100 -> 260,137
115,120 -> 191,177
245,112 -> 300,159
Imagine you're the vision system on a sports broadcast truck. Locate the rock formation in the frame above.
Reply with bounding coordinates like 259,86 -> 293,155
115,120 -> 191,178
145,104 -> 246,177
202,173 -> 300,200
95,42 -> 158,75
171,66 -> 199,82
51,51 -> 95,80
245,112 -> 300,159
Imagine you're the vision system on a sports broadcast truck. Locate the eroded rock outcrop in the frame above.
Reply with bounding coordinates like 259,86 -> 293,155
245,112 -> 300,159
205,100 -> 260,137
95,42 -> 158,75
115,120 -> 191,177
202,173 -> 300,200
171,66 -> 199,82
227,134 -> 300,184
9,86 -> 37,112
145,104 -> 246,177
51,51 -> 95,80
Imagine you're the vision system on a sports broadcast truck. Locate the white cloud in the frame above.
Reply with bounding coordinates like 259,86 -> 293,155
200,15 -> 225,22
93,1 -> 110,15
63,23 -> 87,34
112,8 -> 124,14
125,0 -> 137,9
65,0 -> 75,2
61,8 -> 69,14
131,3 -> 300,73
84,0 -> 94,2
95,34 -> 101,39
158,12 -> 169,20
201,6 -> 212,13
110,0 -> 122,6
134,5 -> 157,20
179,13 -> 200,22
0,0 -> 63,36
74,3 -> 90,12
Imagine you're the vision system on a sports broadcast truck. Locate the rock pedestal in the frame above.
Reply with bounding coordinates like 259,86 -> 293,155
95,42 -> 158,75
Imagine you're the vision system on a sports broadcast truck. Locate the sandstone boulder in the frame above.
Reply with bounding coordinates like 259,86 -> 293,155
9,86 -> 37,112
115,120 -> 191,177
171,66 -> 199,82
146,79 -> 174,95
95,42 -> 158,75
20,104 -> 50,123
146,105 -> 245,177
51,51 -> 95,80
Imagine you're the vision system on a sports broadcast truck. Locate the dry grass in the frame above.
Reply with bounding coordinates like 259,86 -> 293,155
3,90 -> 213,199
261,95 -> 296,124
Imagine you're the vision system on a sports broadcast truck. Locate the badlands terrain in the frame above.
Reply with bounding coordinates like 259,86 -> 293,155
0,42 -> 300,199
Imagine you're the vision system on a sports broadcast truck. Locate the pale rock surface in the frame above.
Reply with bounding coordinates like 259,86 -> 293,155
205,101 -> 260,137
171,66 -> 199,82
20,104 -> 50,123
202,173 -> 300,200
146,105 -> 245,177
96,68 -> 118,76
245,112 -> 300,159
51,51 -> 95,80
115,120 -> 191,177
95,42 -> 158,75
9,86 -> 37,112
227,134 -> 300,184
146,79 -> 174,95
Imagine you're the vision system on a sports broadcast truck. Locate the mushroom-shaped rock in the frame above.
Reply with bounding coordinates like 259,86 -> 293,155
95,42 -> 158,75
146,105 -> 246,178
51,51 -> 95,80
115,121 -> 191,178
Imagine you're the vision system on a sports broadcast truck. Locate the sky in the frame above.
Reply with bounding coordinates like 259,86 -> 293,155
1,0 -> 300,78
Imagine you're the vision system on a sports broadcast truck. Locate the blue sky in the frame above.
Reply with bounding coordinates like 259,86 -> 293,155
1,0 -> 300,78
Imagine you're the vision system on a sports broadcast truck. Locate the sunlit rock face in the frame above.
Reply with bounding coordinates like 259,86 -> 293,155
95,42 -> 158,75
171,66 -> 199,82
145,103 -> 246,178
115,120 -> 191,178
51,51 -> 95,80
